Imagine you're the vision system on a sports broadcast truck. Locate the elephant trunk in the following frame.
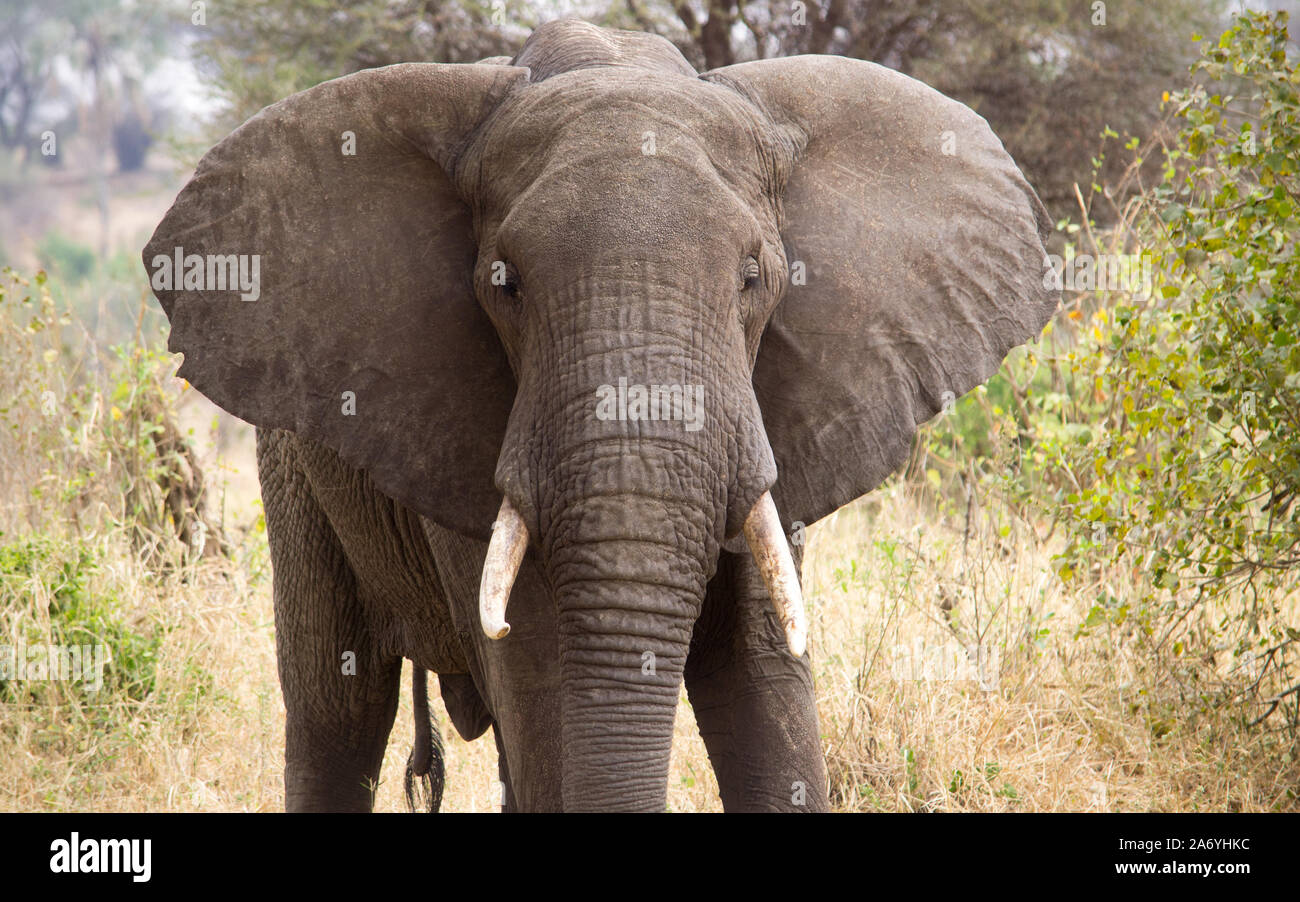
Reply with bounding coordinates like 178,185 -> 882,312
543,449 -> 716,811
477,482 -> 810,809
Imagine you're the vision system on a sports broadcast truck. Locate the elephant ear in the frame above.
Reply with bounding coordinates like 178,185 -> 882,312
144,63 -> 528,540
703,56 -> 1059,530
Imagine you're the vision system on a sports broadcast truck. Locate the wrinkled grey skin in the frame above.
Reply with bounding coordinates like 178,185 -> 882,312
144,19 -> 1058,812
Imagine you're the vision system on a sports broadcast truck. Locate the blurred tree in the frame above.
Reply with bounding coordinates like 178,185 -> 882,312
111,110 -> 151,172
602,0 -> 1230,218
0,0 -> 168,165
192,0 -> 1231,219
194,0 -> 538,130
0,0 -> 63,151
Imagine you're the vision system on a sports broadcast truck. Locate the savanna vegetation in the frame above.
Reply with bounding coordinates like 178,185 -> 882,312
0,3 -> 1295,811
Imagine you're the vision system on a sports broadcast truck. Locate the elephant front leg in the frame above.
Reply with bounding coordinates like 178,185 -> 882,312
685,548 -> 830,812
260,433 -> 401,812
277,623 -> 401,812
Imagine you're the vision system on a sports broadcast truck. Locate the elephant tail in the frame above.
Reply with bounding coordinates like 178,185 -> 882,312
404,666 -> 445,812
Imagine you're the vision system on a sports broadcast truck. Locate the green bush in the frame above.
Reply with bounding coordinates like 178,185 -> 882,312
1052,13 -> 1300,605
920,10 -> 1300,731
34,232 -> 96,284
0,536 -> 161,706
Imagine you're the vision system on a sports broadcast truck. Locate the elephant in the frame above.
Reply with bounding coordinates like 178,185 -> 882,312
142,18 -> 1058,812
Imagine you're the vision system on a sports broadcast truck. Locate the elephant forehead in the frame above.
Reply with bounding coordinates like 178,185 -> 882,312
512,19 -> 698,81
505,172 -> 758,269
469,71 -> 784,226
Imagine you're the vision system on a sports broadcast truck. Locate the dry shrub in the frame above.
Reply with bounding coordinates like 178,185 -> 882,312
804,480 -> 1300,812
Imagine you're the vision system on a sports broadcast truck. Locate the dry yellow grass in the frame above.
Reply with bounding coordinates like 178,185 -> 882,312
801,483 -> 1300,812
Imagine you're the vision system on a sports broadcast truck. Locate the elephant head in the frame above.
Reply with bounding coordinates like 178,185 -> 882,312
144,19 -> 1057,810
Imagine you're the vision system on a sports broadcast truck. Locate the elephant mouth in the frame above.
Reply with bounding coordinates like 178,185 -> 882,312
477,489 -> 807,655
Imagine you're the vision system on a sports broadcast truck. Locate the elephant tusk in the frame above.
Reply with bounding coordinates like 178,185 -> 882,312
479,496 -> 528,639
742,491 -> 808,657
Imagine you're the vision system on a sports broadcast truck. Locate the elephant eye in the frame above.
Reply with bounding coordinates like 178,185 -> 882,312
492,260 -> 521,300
740,255 -> 761,292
